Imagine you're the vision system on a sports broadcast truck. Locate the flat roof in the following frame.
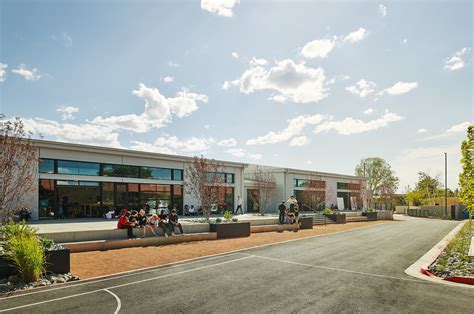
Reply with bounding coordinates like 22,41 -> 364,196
31,139 -> 247,168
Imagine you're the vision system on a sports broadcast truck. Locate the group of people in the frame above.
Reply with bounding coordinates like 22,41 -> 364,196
117,208 -> 184,239
278,195 -> 300,230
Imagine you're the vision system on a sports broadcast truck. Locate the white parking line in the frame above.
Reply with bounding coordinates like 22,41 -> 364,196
0,256 -> 253,313
241,253 -> 430,284
104,289 -> 121,314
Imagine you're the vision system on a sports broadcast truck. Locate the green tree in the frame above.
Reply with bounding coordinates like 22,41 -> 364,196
458,125 -> 473,234
414,171 -> 442,201
355,157 -> 399,205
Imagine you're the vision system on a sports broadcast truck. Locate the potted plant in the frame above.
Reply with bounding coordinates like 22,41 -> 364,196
362,208 -> 378,220
322,209 -> 346,224
209,211 -> 250,239
299,215 -> 313,229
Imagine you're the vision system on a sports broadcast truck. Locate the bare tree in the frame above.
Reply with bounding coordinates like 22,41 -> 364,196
0,115 -> 38,223
185,156 -> 227,220
348,179 -> 363,210
301,176 -> 326,211
252,167 -> 276,215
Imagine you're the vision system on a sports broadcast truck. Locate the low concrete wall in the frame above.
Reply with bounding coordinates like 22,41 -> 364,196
407,206 -> 448,219
40,223 -> 210,243
64,232 -> 217,253
376,211 -> 394,220
251,224 -> 296,233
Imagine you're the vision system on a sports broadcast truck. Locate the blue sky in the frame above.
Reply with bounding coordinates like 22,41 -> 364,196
0,0 -> 472,191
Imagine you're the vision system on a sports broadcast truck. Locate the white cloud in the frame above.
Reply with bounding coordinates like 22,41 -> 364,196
226,148 -> 245,157
446,121 -> 470,133
401,38 -> 408,44
378,4 -> 387,17
314,111 -> 403,135
222,79 -> 239,90
247,114 -> 326,145
201,0 -> 240,17
380,81 -> 418,95
444,47 -> 471,71
418,128 -> 427,133
22,117 -> 122,148
11,64 -> 41,81
217,138 -> 237,147
231,51 -> 239,59
0,63 -> 7,82
163,76 -> 174,83
91,84 -> 208,133
57,105 -> 79,120
301,36 -> 337,59
168,61 -> 180,68
237,59 -> 328,104
226,148 -> 263,160
343,27 -> 367,43
289,136 -> 309,146
345,79 -> 376,97
133,136 -> 213,154
364,108 -> 374,115
52,32 -> 72,47
249,57 -> 268,66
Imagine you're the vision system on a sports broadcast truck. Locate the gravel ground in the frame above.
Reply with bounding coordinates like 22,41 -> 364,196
71,220 -> 390,279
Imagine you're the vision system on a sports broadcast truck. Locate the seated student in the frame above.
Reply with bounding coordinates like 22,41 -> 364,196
183,205 -> 190,216
168,209 -> 183,235
158,210 -> 172,237
129,210 -> 138,224
188,205 -> 197,216
117,209 -> 136,238
137,209 -> 156,237
283,208 -> 292,225
19,207 -> 32,221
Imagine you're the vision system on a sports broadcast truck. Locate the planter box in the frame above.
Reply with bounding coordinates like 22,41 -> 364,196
362,212 -> 378,221
210,222 -> 251,239
45,248 -> 70,274
299,217 -> 313,229
0,248 -> 70,279
325,213 -> 346,224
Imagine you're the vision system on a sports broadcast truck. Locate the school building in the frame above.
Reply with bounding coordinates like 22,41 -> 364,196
25,139 -> 366,220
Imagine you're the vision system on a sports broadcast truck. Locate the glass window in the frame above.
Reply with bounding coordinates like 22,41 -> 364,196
172,185 -> 183,214
39,159 -> 55,174
39,179 -> 55,218
225,174 -> 234,184
141,184 -> 158,211
173,169 -> 183,181
128,183 -> 140,210
207,172 -> 226,183
101,183 -> 115,215
101,164 -> 139,178
337,182 -> 350,190
57,181 -> 101,218
140,167 -> 172,180
57,160 -> 100,176
294,179 -> 306,187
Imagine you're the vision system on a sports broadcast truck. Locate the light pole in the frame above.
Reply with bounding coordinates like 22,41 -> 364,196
444,152 -> 448,218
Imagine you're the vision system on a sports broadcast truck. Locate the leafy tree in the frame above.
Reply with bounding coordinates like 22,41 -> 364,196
184,156 -> 227,220
355,157 -> 399,205
414,171 -> 443,200
458,125 -> 473,234
0,115 -> 38,223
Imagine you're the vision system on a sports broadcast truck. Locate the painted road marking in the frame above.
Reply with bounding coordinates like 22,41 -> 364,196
104,289 -> 121,314
0,256 -> 253,313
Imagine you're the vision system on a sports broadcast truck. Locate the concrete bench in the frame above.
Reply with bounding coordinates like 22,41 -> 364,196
251,224 -> 297,233
62,232 -> 217,253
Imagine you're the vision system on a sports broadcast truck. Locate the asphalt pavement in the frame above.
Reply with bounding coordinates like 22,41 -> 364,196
0,216 -> 471,313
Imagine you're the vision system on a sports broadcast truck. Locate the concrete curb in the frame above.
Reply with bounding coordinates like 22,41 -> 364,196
404,220 -> 473,289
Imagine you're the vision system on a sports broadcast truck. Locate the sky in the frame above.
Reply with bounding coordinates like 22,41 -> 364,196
0,0 -> 472,192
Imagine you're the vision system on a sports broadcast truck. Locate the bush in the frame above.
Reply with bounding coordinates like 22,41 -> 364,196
4,235 -> 44,282
223,210 -> 234,222
321,208 -> 334,215
215,218 -> 222,223
0,219 -> 37,241
232,217 -> 238,222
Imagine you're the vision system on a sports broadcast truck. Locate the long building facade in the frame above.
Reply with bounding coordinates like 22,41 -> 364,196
22,140 -> 366,220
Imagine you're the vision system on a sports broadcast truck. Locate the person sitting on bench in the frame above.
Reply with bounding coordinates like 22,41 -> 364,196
137,209 -> 156,237
168,209 -> 183,235
117,209 -> 136,238
158,210 -> 172,237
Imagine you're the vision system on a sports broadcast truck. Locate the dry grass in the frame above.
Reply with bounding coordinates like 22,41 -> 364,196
71,220 -> 391,279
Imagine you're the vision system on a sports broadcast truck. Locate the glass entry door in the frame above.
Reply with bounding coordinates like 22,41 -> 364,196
115,183 -> 128,213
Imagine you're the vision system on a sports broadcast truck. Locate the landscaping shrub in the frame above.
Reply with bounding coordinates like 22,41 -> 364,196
321,208 -> 334,215
0,219 -> 37,241
223,210 -> 234,222
4,235 -> 44,282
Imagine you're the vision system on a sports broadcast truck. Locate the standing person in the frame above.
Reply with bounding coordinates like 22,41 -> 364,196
235,195 -> 243,215
168,209 -> 184,235
61,195 -> 69,218
278,201 -> 286,224
158,210 -> 172,237
117,209 -> 136,239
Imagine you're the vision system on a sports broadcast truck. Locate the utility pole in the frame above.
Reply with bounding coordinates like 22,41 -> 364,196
444,152 -> 448,218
